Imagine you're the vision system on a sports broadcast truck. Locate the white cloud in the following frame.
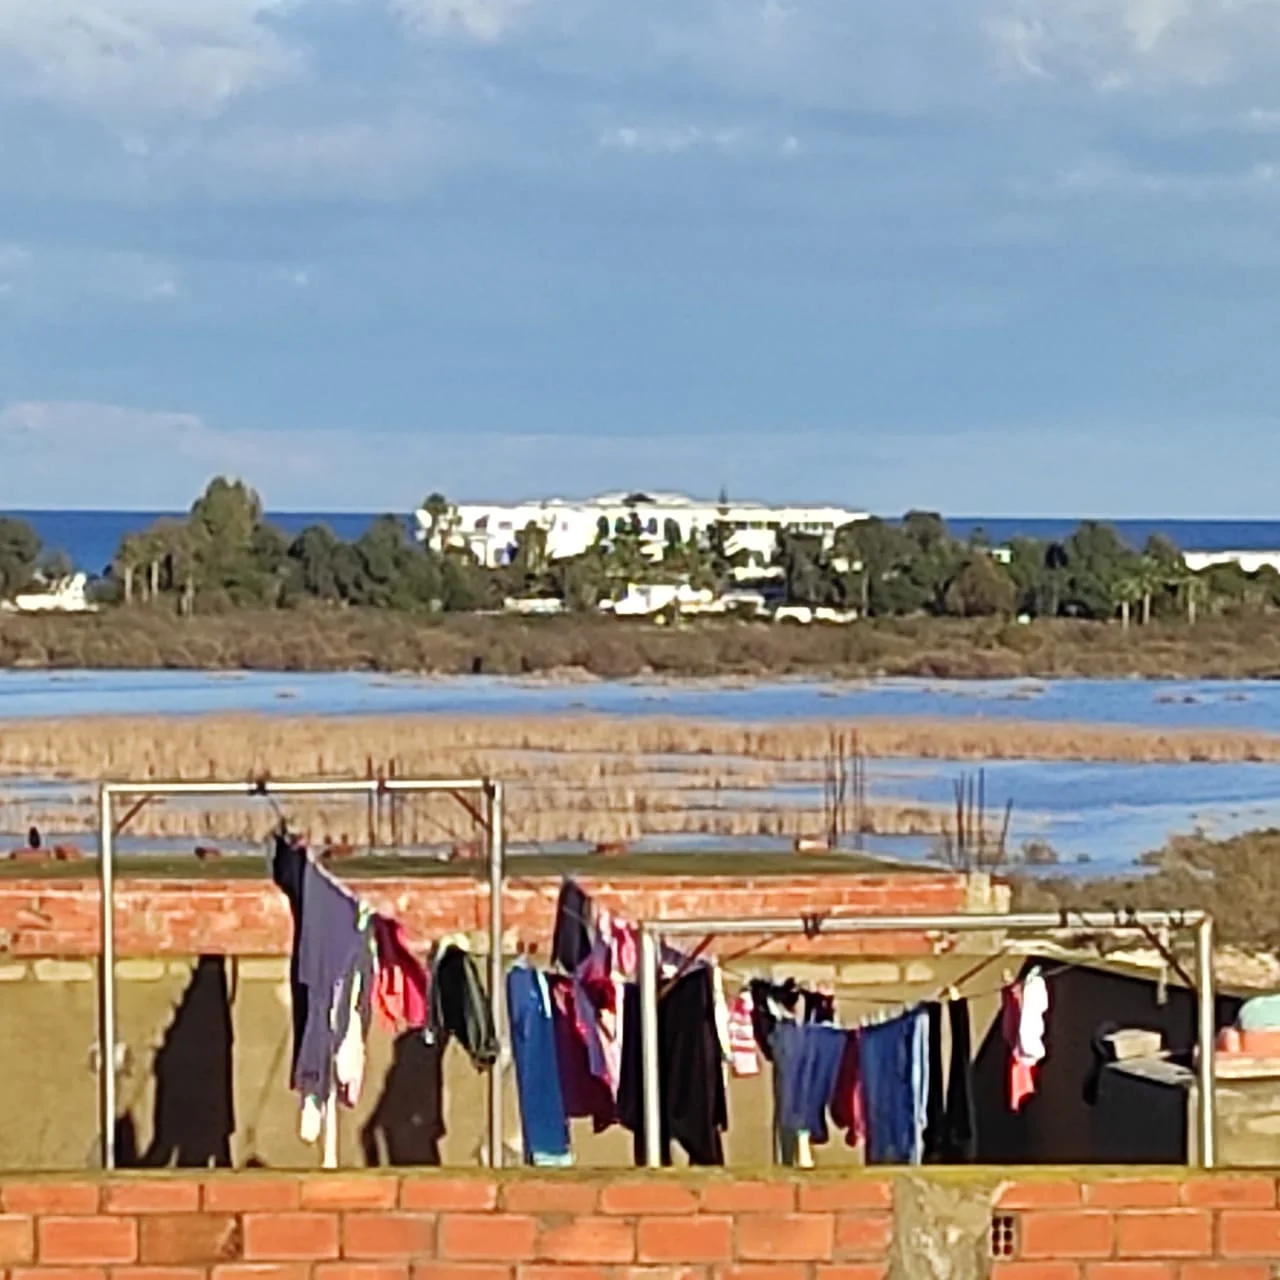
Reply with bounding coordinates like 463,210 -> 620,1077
0,0 -> 303,115
599,124 -> 746,155
388,0 -> 531,42
987,0 -> 1280,91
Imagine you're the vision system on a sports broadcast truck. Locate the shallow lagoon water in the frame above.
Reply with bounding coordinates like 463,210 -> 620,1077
2,669 -> 1280,727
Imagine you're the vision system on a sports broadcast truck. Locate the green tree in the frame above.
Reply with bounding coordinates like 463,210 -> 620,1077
1061,522 -> 1137,619
185,477 -> 285,606
0,517 -> 41,599
287,525 -> 360,603
943,553 -> 1016,617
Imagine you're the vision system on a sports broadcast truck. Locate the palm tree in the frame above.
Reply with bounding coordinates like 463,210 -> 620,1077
1114,573 -> 1143,630
114,535 -> 143,605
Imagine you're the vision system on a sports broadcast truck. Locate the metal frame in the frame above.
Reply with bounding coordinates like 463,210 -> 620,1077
638,908 -> 1217,1169
97,777 -> 507,1171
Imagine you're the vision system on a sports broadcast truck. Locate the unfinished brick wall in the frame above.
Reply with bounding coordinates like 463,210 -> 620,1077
2,1172 -> 1280,1280
0,872 -> 975,957
993,1174 -> 1280,1277
0,1173 -> 895,1280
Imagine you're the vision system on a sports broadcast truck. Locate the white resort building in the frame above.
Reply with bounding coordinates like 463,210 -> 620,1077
415,492 -> 869,572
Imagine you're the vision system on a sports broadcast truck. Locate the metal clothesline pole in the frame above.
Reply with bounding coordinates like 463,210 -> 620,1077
638,907 -> 1216,1171
96,776 -> 506,1172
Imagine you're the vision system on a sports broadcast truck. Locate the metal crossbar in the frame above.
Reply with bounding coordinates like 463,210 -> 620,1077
97,777 -> 506,1171
637,908 -> 1217,1169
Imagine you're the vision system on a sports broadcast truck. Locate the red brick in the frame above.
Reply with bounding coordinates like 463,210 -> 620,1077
519,1267 -> 610,1280
0,1219 -> 33,1266
242,1214 -> 340,1262
39,1218 -> 138,1265
104,1182 -> 201,1215
717,1266 -> 810,1280
413,1267 -> 512,1280
1020,1212 -> 1114,1259
989,1266 -> 1079,1280
139,1215 -> 241,1265
1180,1265 -> 1274,1280
318,1265 -> 412,1280
1082,1266 -> 1174,1280
114,1267 -> 209,1280
204,1180 -> 302,1214
1180,1179 -> 1275,1209
617,1267 -> 707,1280
303,1180 -> 400,1212
798,1184 -> 892,1213
996,1183 -> 1084,1210
835,1216 -> 892,1261
537,1219 -> 634,1265
698,1184 -> 795,1214
213,1265 -> 312,1280
1218,1211 -> 1280,1257
1114,1211 -> 1211,1258
438,1217 -> 537,1262
599,1185 -> 698,1217
736,1215 -> 834,1263
814,1269 -> 887,1280
502,1183 -> 599,1215
402,1182 -> 499,1214
1085,1183 -> 1180,1209
636,1219 -> 732,1264
343,1214 -> 436,1261
2,1186 -> 99,1216
11,1268 -> 106,1280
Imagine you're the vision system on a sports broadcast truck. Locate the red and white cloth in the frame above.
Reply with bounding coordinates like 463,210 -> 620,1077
1002,970 -> 1049,1111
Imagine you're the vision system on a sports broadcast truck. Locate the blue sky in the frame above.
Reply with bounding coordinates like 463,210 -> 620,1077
3,0 -> 1280,515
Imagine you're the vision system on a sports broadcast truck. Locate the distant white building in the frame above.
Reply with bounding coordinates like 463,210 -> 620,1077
416,491 -> 868,572
1184,550 -> 1280,575
1,573 -> 97,614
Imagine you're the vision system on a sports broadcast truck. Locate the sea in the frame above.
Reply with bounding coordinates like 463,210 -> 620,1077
7,511 -> 1280,576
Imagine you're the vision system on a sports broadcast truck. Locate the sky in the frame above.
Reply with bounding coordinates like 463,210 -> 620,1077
3,0 -> 1280,516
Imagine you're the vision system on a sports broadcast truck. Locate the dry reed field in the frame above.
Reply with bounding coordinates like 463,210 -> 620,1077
0,712 -> 1272,846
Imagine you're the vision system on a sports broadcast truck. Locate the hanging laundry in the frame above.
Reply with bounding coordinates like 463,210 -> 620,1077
429,937 -> 498,1068
552,879 -> 593,973
548,974 -> 616,1132
829,1030 -> 865,1148
572,906 -> 634,1098
941,999 -> 976,1161
507,964 -> 572,1167
859,1008 -> 930,1165
922,1000 -> 976,1163
726,988 -> 760,1078
749,977 -> 802,1058
271,832 -> 374,1121
776,1023 -> 847,1148
617,966 -> 727,1167
372,915 -> 430,1032
1003,970 -> 1048,1112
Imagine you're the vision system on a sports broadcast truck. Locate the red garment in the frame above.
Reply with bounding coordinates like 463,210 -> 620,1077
372,915 -> 429,1031
1001,983 -> 1037,1111
548,974 -> 615,1132
830,1031 -> 866,1147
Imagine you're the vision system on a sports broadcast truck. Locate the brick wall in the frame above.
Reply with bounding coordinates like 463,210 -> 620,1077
0,872 -> 974,958
2,1172 -> 1280,1280
0,1172 -> 894,1280
993,1174 -> 1280,1277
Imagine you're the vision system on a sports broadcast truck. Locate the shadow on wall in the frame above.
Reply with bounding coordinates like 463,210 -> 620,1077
119,955 -> 236,1169
971,956 -> 1241,1164
361,1032 -> 446,1167
110,959 -> 446,1170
